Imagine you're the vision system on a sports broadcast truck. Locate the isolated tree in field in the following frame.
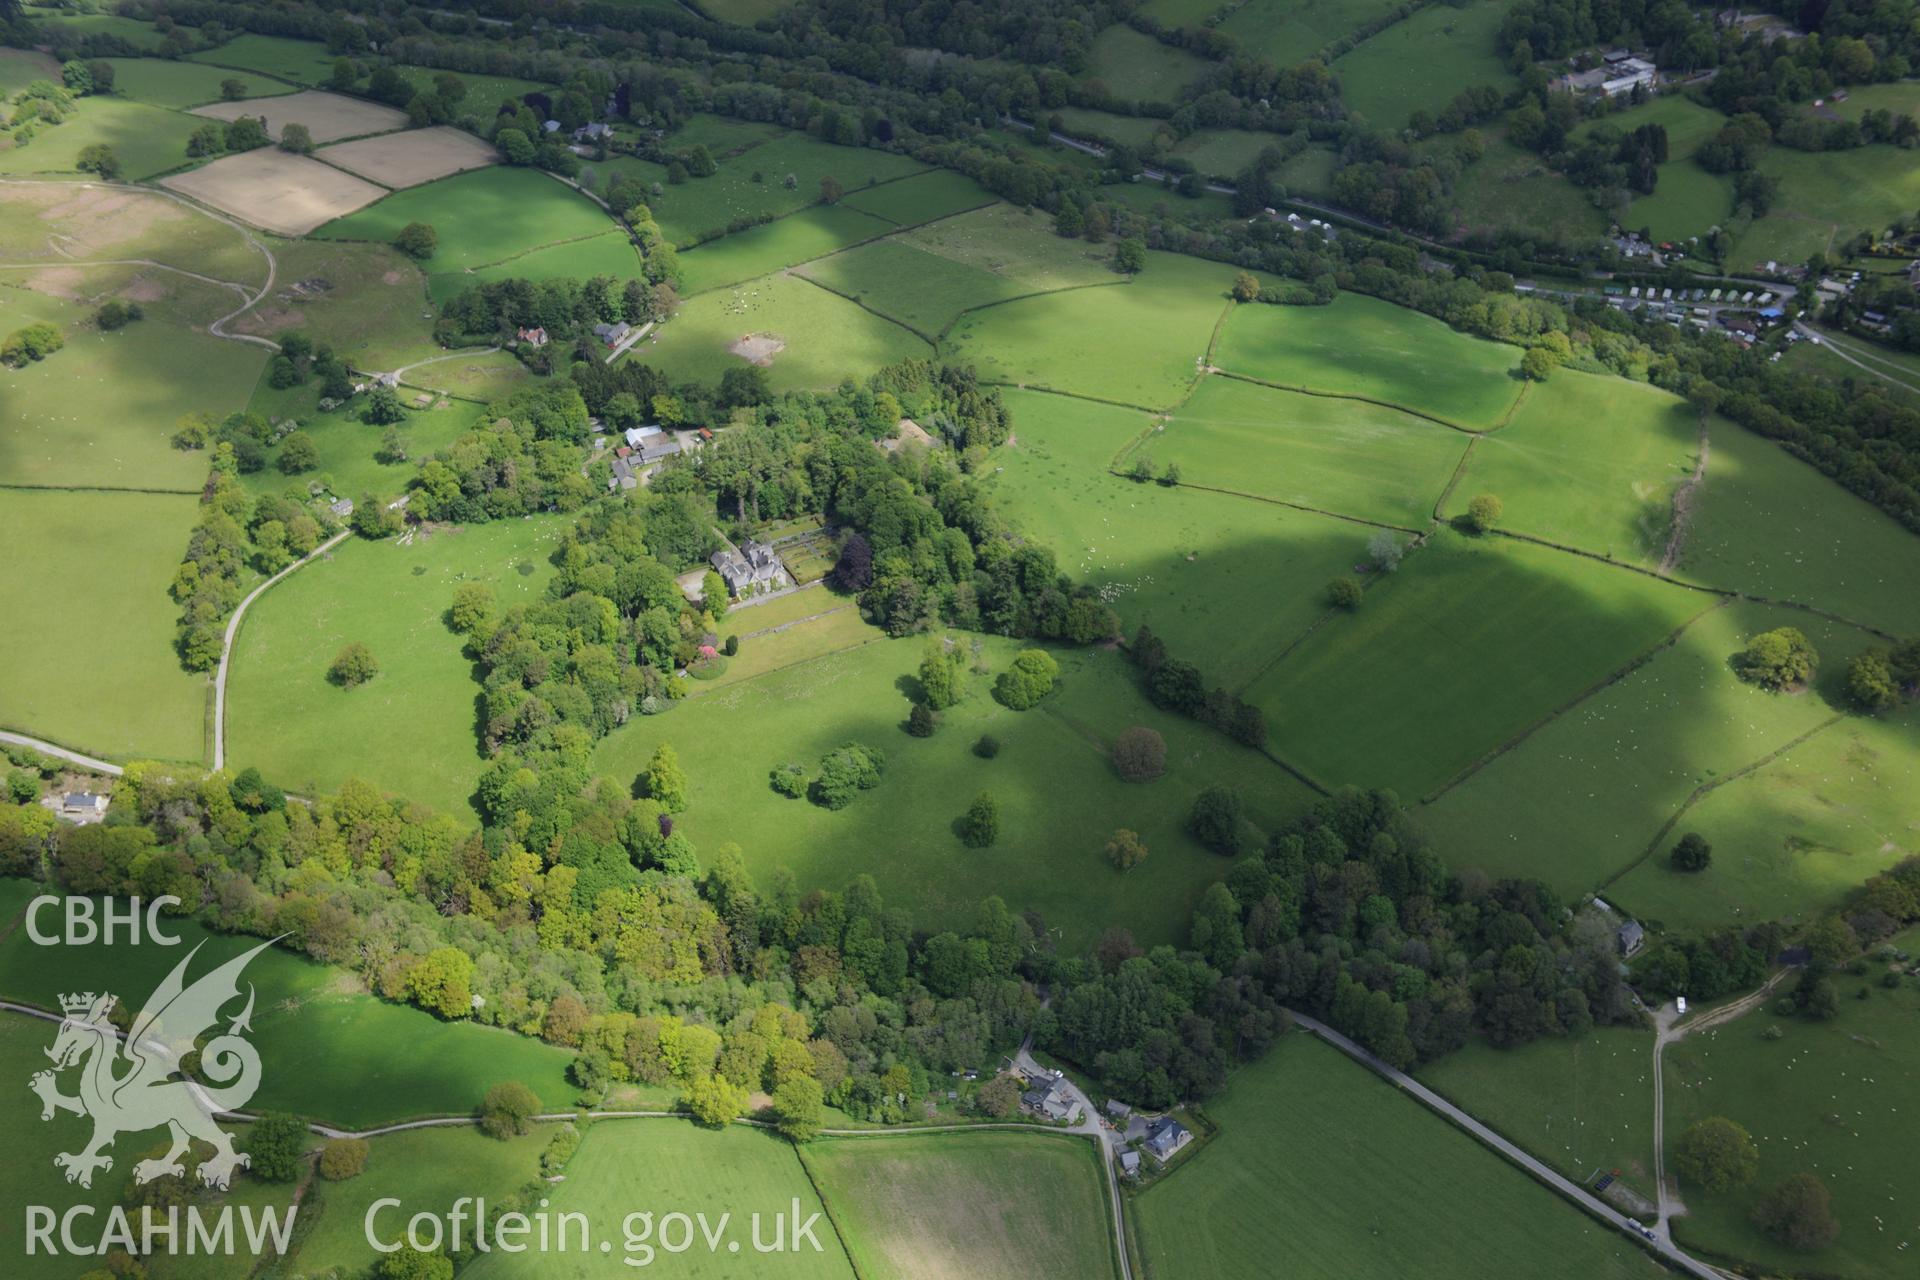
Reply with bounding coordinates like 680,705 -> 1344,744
1112,726 -> 1166,781
278,122 -> 313,154
1670,831 -> 1712,872
644,743 -> 689,812
328,642 -> 379,688
1734,626 -> 1818,691
809,742 -> 885,808
246,1112 -> 310,1181
919,636 -> 963,709
318,1136 -> 369,1180
277,430 -> 319,474
819,174 -> 844,204
972,734 -> 1000,759
1189,785 -> 1243,855
1232,271 -> 1260,302
1675,1116 -> 1758,1190
1519,347 -> 1558,380
1753,1172 -> 1839,1250
1128,454 -> 1154,482
1105,827 -> 1148,871
479,1081 -> 541,1138
394,221 -> 437,260
772,1075 -> 824,1142
1159,460 -> 1182,486
959,791 -> 1000,847
1326,577 -> 1363,610
75,143 -> 119,179
1368,529 -> 1404,572
769,762 -> 808,798
907,702 -> 936,737
1114,236 -> 1146,273
994,648 -> 1059,709
448,584 -> 498,639
363,383 -> 406,425
219,77 -> 247,101
1844,649 -> 1899,711
1,322 -> 64,366
1463,493 -> 1504,533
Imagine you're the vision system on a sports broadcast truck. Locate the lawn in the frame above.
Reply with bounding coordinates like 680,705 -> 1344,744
1662,937 -> 1920,1280
796,238 -> 1030,339
225,516 -> 567,816
187,34 -> 339,86
1420,602 -> 1879,916
1085,24 -> 1210,105
314,166 -> 619,273
696,591 -> 882,691
606,134 -> 926,247
1677,417 -> 1920,636
896,201 -> 1125,292
637,269 -> 931,394
590,635 -> 1314,949
1131,1032 -> 1666,1280
0,270 -> 267,489
837,168 -> 994,225
0,908 -> 577,1127
103,56 -> 297,109
1733,143 -> 1920,270
1252,528 -> 1711,798
943,251 -> 1248,410
802,1131 -> 1116,1280
1418,1026 -> 1660,1206
0,490 -> 209,763
1217,0 -> 1408,65
1437,369 -> 1701,565
1212,292 -> 1525,429
675,203 -> 894,296
1158,374 -> 1472,527
0,94 -> 204,180
1334,0 -> 1516,132
1608,704 -> 1920,932
986,387 -> 1367,689
290,1126 -> 550,1277
461,1119 -> 853,1280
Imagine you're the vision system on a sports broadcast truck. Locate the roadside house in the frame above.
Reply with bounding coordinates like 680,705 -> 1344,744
1020,1071 -> 1083,1124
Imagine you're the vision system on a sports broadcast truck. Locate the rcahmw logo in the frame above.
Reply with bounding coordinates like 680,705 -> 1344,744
23,938 -> 299,1259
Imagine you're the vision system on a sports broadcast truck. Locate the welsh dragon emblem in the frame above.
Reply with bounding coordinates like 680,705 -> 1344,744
30,940 -> 275,1190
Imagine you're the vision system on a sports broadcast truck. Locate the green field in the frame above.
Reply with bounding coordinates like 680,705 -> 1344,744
591,635 -> 1314,950
1132,1032 -> 1665,1280
187,34 -> 338,86
0,178 -> 269,292
1334,0 -> 1516,132
897,201 -> 1126,292
1218,0 -> 1407,64
463,1119 -> 853,1280
700,590 -> 882,691
1253,528 -> 1711,797
1085,24 -> 1209,105
987,387 -> 1366,688
27,10 -> 171,51
1448,131 -> 1612,243
0,46 -> 57,94
803,1132 -> 1116,1280
0,489 -> 209,763
639,269 -> 931,394
0,905 -> 577,1127
1438,369 -> 1701,565
1663,934 -> 1920,1280
226,517 -> 567,816
1734,142 -> 1920,270
1159,374 -> 1472,527
1678,418 -> 1920,635
676,203 -> 894,296
1608,705 -> 1920,931
837,168 -> 993,225
242,382 -> 479,504
796,238 -> 1029,339
102,56 -> 296,109
1053,107 -> 1168,150
227,235 -> 458,370
387,66 -> 551,125
1168,129 -> 1286,179
315,166 -> 620,273
1420,602 -> 1879,915
1418,1026 -> 1660,1203
606,133 -> 926,247
0,93 -> 204,180
944,251 -> 1246,409
430,230 -> 643,303
1575,97 -> 1737,243
1213,292 -> 1525,429
290,1126 -> 549,1277
0,271 -> 266,489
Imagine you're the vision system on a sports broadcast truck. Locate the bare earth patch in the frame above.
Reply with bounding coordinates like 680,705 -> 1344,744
190,90 -> 408,145
315,126 -> 499,188
161,150 -> 386,236
119,275 -> 168,303
1,184 -> 174,259
728,332 -> 786,365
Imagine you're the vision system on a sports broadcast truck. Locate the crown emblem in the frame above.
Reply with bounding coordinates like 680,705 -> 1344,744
59,992 -> 111,1016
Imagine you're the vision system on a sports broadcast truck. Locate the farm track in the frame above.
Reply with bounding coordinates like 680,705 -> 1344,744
1657,415 -> 1711,577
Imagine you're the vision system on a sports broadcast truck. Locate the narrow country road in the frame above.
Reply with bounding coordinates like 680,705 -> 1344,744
1285,1009 -> 1725,1280
211,530 -> 350,771
1013,1043 -> 1134,1280
0,733 -> 123,776
1795,322 -> 1920,397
